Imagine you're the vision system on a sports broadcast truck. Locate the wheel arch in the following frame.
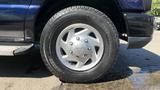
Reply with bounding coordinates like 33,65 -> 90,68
34,0 -> 127,41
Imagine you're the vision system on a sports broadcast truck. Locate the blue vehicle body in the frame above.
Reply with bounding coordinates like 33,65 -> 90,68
0,0 -> 153,49
0,0 -> 30,41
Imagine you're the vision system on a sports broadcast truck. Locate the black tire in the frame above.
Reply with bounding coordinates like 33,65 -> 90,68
40,6 -> 119,83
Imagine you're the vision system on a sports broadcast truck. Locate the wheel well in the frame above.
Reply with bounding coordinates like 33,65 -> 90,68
35,0 -> 126,41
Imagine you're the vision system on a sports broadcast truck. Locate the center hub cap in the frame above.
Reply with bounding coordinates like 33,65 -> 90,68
68,37 -> 92,63
56,23 -> 104,71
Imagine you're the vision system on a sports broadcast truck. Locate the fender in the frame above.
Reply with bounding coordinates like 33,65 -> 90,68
24,0 -> 123,42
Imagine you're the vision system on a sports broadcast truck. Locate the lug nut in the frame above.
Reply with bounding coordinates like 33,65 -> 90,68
84,40 -> 88,43
76,37 -> 80,41
69,42 -> 73,46
70,51 -> 73,54
88,48 -> 91,50
84,54 -> 87,57
76,56 -> 80,58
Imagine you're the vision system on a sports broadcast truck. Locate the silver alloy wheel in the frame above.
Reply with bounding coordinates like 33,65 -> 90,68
56,23 -> 104,71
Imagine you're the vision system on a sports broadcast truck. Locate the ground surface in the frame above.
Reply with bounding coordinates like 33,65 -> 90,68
0,31 -> 159,90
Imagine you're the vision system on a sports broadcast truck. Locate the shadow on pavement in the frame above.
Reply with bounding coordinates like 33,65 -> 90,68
120,44 -> 160,73
0,44 -> 159,83
0,52 -> 52,78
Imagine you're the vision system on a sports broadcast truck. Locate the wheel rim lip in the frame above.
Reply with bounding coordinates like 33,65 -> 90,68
56,23 -> 104,71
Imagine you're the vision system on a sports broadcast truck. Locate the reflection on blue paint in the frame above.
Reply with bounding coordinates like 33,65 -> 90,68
0,4 -> 40,15
119,0 -> 143,10
29,5 -> 40,9
0,4 -> 40,9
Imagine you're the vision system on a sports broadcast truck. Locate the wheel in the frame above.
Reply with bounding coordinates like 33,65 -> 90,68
40,6 -> 119,83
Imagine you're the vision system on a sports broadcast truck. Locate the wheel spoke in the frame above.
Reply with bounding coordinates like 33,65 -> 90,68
62,55 -> 70,60
67,29 -> 75,41
91,47 -> 97,62
60,39 -> 68,53
62,55 -> 78,62
76,61 -> 85,68
88,37 -> 100,46
75,29 -> 91,36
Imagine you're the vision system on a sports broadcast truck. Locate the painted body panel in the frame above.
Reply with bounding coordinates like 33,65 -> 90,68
118,0 -> 152,11
0,0 -> 152,42
0,0 -> 31,42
